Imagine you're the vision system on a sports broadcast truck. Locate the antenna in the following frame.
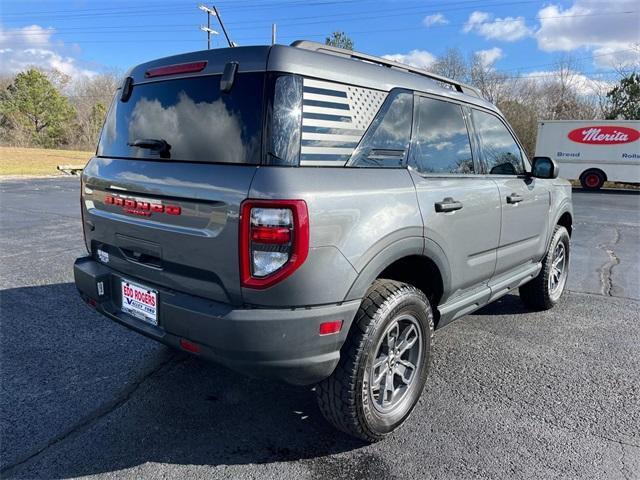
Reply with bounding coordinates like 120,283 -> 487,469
198,5 -> 233,48
213,6 -> 233,48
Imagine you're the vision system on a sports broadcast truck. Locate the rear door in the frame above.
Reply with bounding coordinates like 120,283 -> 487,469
470,108 -> 551,278
409,95 -> 501,302
82,59 -> 267,306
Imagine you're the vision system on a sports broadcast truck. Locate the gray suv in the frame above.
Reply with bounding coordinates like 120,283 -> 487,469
74,41 -> 573,441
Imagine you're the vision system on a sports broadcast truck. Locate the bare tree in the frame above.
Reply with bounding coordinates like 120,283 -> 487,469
611,43 -> 640,79
431,48 -> 469,82
68,72 -> 120,149
469,53 -> 508,103
498,97 -> 539,158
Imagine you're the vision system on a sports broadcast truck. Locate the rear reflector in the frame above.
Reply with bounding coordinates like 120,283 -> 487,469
145,61 -> 207,78
319,320 -> 343,336
83,296 -> 97,308
251,226 -> 291,244
179,338 -> 201,353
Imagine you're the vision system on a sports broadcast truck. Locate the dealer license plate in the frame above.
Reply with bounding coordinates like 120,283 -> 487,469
121,280 -> 158,326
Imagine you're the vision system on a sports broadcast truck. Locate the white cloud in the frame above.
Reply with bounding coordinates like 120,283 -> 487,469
476,47 -> 504,67
535,0 -> 640,68
463,11 -> 532,41
382,49 -> 437,69
423,14 -> 448,27
0,24 -> 97,80
522,70 -> 614,96
590,46 -> 640,69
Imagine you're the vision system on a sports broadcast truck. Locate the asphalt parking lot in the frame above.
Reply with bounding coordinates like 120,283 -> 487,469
1,177 -> 639,479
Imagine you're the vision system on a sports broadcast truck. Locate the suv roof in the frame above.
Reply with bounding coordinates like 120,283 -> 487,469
291,40 -> 482,97
123,41 -> 498,113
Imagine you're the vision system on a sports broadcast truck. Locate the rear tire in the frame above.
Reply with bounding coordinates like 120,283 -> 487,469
580,169 -> 605,190
316,279 -> 433,442
519,225 -> 570,310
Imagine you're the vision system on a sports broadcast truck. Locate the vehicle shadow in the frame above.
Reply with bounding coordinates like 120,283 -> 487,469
0,283 -> 364,479
473,293 -> 529,316
2,284 -> 558,478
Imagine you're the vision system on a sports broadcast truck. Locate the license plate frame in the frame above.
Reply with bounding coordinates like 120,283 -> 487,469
120,279 -> 158,326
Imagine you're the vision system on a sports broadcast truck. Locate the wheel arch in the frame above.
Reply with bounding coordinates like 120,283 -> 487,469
580,168 -> 607,184
557,210 -> 573,237
544,206 -> 573,253
344,237 -> 450,322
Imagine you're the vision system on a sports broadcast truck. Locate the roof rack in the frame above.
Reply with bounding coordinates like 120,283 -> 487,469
290,40 -> 483,99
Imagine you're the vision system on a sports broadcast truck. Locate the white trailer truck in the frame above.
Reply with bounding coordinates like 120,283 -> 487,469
535,120 -> 640,189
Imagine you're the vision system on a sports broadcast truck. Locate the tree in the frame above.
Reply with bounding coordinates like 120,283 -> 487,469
543,55 -> 588,120
431,48 -> 469,81
0,68 -> 75,147
498,98 -> 539,158
469,52 -> 507,103
325,31 -> 354,50
606,73 -> 640,120
69,72 -> 119,149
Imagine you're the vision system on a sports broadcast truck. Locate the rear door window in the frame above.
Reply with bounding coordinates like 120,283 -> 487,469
349,90 -> 413,168
98,73 -> 264,164
409,96 -> 474,174
472,109 -> 525,175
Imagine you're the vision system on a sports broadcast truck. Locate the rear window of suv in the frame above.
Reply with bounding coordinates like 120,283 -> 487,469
98,73 -> 264,164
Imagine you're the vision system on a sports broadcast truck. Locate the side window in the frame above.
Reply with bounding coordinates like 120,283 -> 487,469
409,96 -> 474,174
349,91 -> 413,167
266,74 -> 302,166
472,110 -> 525,175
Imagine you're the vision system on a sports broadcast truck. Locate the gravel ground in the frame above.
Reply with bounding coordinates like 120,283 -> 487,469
1,178 -> 638,479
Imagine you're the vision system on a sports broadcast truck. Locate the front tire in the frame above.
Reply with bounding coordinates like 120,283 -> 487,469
519,225 -> 570,310
316,279 -> 433,442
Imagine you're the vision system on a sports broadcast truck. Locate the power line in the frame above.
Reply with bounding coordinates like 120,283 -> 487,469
0,0 -> 355,17
7,10 -> 637,37
2,0 -> 541,23
0,0 -> 519,17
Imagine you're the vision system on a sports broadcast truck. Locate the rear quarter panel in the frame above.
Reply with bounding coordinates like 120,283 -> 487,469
245,167 -> 423,307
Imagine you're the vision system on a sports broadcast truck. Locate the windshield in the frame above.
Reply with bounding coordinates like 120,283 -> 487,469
97,73 -> 264,164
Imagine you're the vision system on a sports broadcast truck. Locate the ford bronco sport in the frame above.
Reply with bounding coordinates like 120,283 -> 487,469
74,41 -> 573,442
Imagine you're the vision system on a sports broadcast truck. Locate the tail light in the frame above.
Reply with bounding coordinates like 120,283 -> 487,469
240,199 -> 309,289
80,177 -> 90,254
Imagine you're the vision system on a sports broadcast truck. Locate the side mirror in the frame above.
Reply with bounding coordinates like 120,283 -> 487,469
531,156 -> 558,179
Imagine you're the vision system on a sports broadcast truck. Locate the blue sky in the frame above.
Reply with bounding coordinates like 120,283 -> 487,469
1,0 -> 638,83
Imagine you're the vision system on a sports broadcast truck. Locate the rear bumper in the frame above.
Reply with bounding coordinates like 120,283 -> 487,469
74,257 -> 360,385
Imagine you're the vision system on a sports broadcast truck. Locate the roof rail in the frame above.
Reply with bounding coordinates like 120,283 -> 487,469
290,40 -> 483,99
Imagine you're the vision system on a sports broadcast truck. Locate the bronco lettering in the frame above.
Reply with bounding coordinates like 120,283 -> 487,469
104,195 -> 181,217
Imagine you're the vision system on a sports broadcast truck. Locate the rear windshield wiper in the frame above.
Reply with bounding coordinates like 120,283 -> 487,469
128,138 -> 172,159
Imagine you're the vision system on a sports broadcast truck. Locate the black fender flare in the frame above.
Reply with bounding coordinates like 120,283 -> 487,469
343,236 -> 451,302
546,203 -> 573,251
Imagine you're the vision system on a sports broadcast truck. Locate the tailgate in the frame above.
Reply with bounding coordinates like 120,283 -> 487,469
82,157 -> 256,305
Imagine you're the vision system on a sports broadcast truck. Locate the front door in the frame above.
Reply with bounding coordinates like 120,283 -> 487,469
470,108 -> 550,278
409,95 -> 501,301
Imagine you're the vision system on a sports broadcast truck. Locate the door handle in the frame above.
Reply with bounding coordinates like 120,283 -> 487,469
435,197 -> 463,213
506,193 -> 523,204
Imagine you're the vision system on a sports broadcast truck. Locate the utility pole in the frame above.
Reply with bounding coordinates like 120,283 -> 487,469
271,23 -> 277,45
198,4 -> 233,49
198,5 -> 219,49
